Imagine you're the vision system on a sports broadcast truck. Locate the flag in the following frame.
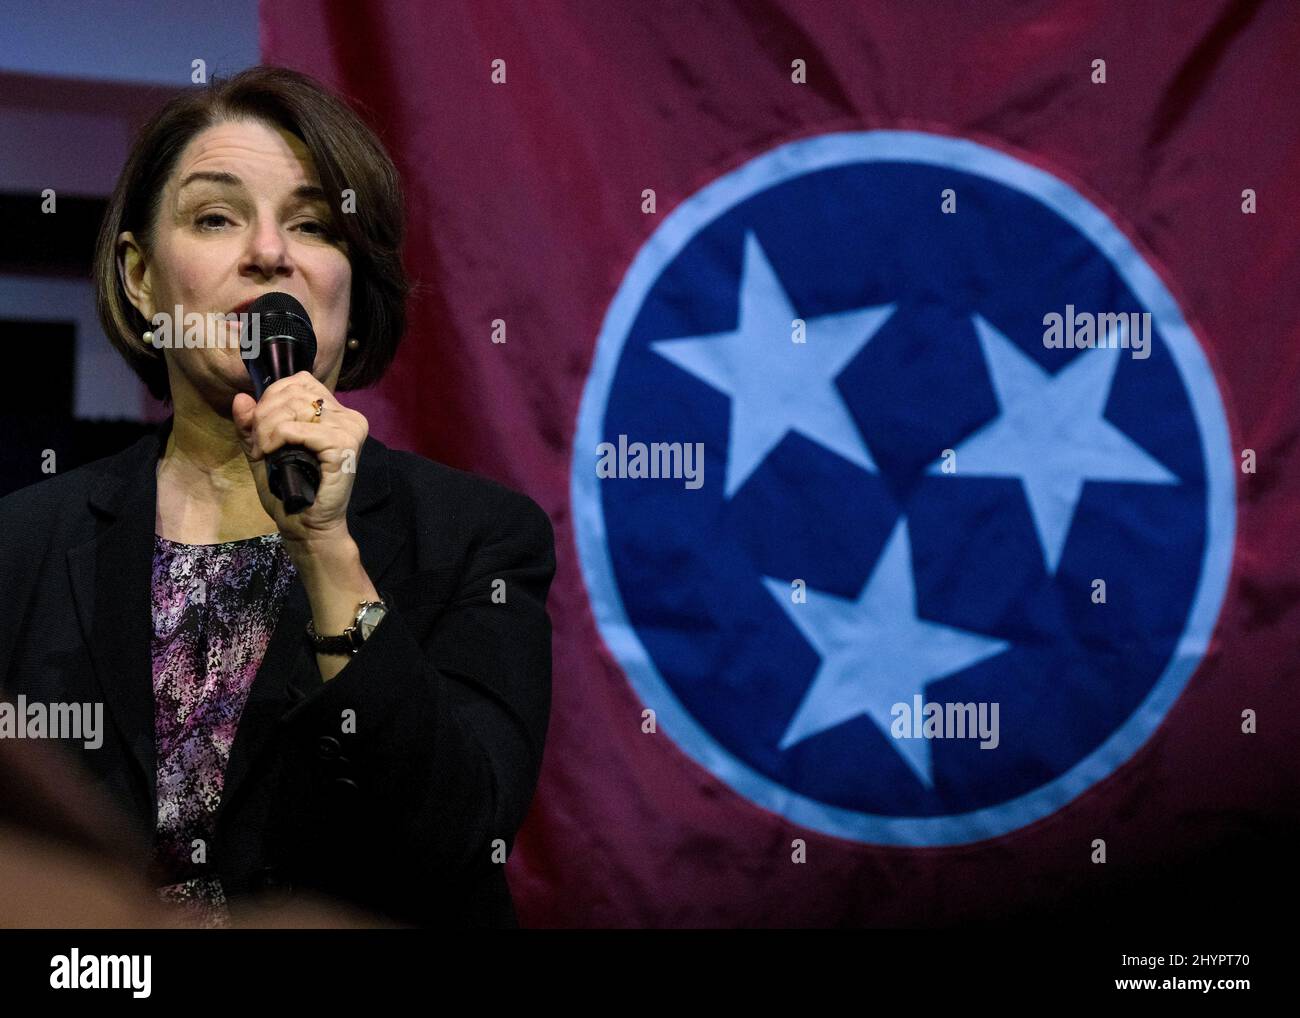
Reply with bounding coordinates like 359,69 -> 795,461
262,0 -> 1300,926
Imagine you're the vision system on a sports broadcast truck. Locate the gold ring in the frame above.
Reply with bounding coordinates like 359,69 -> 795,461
311,398 -> 324,422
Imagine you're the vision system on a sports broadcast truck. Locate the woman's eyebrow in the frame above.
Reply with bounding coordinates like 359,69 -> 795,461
177,170 -> 243,191
176,171 -> 328,203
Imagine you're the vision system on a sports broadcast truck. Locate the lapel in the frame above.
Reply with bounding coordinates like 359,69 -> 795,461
66,414 -> 411,829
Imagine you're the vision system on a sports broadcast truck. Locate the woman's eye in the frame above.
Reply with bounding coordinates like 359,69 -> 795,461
192,214 -> 334,237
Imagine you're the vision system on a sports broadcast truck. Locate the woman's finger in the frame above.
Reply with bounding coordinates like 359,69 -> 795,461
258,371 -> 341,409
253,382 -> 350,434
252,419 -> 359,462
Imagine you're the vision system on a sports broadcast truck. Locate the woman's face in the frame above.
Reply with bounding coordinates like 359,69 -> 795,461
118,117 -> 352,412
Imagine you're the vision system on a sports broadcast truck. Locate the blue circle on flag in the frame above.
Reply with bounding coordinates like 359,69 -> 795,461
572,131 -> 1235,846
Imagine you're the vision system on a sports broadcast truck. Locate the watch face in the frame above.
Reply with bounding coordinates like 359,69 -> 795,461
358,603 -> 387,640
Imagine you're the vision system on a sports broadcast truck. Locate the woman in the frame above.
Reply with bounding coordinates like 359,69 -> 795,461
0,66 -> 555,928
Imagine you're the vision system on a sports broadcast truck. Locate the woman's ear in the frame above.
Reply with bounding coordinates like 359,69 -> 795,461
117,231 -> 155,323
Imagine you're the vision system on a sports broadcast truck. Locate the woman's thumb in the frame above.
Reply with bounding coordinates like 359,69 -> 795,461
231,393 -> 257,454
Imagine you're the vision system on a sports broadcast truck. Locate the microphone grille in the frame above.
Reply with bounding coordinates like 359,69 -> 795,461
248,292 -> 315,349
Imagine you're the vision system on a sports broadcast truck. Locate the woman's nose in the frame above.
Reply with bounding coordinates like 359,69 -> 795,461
241,219 -> 292,278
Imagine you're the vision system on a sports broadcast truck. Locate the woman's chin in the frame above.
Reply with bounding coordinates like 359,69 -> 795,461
220,349 -> 256,389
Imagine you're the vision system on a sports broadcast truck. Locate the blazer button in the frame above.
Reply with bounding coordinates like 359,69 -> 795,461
317,735 -> 341,761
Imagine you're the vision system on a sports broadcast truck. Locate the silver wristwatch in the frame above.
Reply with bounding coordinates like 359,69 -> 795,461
306,594 -> 390,655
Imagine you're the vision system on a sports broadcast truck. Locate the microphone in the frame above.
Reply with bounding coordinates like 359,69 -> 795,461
243,292 -> 320,514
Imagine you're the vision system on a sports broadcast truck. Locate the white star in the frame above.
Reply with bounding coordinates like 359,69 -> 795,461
762,518 -> 1009,787
651,230 -> 894,497
929,314 -> 1178,573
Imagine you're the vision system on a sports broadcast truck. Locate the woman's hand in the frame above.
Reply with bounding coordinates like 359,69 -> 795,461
234,372 -> 381,682
231,371 -> 368,547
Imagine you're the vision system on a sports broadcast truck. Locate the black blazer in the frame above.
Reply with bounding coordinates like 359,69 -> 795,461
0,415 -> 555,927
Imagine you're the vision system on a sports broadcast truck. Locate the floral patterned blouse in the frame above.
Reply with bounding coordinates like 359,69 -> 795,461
149,531 -> 297,927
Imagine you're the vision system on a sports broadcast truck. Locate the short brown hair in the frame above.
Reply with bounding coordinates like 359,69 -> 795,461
94,64 -> 409,403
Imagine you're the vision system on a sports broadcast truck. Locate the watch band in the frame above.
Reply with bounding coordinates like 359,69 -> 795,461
306,592 -> 390,655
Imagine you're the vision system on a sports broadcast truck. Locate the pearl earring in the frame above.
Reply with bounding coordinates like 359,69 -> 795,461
347,337 -> 360,349
142,330 -> 154,345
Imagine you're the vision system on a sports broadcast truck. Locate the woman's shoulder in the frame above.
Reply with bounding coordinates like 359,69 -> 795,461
0,433 -> 152,530
377,442 -> 553,547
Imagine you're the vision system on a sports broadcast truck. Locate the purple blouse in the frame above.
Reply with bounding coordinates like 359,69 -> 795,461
149,531 -> 297,927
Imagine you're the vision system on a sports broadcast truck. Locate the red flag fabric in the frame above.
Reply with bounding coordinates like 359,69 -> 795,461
262,0 -> 1300,926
